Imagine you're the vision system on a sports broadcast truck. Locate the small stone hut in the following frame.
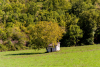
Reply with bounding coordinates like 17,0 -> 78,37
46,42 -> 60,52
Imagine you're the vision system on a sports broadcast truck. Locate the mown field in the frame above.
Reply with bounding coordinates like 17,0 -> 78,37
1,45 -> 100,67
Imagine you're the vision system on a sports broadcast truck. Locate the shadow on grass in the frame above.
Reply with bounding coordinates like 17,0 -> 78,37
6,52 -> 47,56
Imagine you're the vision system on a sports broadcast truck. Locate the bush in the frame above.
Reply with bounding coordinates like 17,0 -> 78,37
5,40 -> 16,51
0,44 -> 8,52
86,38 -> 94,45
14,44 -> 21,50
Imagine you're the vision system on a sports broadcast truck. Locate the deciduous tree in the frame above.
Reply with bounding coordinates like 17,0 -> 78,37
30,21 -> 65,49
68,25 -> 83,46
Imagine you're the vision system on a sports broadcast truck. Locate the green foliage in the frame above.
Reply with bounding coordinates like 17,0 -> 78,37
78,10 -> 97,44
65,13 -> 79,29
28,2 -> 39,15
0,0 -> 100,51
68,25 -> 83,46
0,10 -> 5,22
70,0 -> 94,16
61,25 -> 83,46
0,26 -> 7,41
3,3 -> 12,12
0,44 -> 8,51
91,0 -> 98,4
43,0 -> 71,11
5,40 -> 16,51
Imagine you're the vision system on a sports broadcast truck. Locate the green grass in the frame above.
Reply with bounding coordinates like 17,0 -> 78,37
1,45 -> 100,67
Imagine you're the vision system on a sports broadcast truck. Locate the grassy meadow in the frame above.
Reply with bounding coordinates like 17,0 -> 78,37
1,45 -> 100,67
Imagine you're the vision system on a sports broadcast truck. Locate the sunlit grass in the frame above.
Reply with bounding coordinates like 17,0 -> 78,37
0,45 -> 100,67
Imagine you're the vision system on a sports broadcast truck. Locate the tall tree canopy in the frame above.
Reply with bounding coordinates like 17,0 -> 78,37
78,10 -> 97,44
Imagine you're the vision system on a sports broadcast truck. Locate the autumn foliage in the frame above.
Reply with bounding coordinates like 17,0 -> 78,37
30,21 -> 65,49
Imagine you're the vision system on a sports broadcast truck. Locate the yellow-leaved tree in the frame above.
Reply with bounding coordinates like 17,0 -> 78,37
30,21 -> 65,49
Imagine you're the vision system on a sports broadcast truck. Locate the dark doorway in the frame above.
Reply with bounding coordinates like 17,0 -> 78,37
51,48 -> 52,52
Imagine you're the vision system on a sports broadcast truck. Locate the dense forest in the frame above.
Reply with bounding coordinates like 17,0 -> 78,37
0,0 -> 100,51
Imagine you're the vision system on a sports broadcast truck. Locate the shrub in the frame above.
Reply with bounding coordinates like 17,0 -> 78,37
0,44 -> 8,52
5,40 -> 16,51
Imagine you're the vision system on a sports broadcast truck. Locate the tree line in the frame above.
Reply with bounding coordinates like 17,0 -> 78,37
0,0 -> 100,51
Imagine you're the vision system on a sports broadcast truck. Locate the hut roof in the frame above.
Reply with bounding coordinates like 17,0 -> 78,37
48,42 -> 60,47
